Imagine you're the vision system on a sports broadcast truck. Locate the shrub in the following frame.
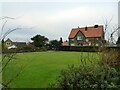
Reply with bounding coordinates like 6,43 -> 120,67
100,49 -> 120,67
51,49 -> 120,89
52,64 -> 119,89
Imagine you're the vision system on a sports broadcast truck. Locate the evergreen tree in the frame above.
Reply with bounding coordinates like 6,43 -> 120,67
31,34 -> 48,48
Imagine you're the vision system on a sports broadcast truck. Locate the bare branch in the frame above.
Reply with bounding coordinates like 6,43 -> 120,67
1,20 -> 7,38
0,16 -> 15,20
2,28 -> 21,40
102,16 -> 113,34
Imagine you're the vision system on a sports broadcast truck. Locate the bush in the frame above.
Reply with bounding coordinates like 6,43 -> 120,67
52,65 -> 119,89
100,49 -> 120,67
51,49 -> 120,89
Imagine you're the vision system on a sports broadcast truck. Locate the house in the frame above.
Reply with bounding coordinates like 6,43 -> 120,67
68,25 -> 104,46
62,41 -> 69,46
4,38 -> 27,49
4,38 -> 15,49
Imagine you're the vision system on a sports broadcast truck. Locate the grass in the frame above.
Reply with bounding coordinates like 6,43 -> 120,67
2,51 -> 100,88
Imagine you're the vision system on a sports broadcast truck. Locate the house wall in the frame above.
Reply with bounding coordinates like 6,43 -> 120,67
86,37 -> 103,46
69,31 -> 85,46
4,39 -> 14,48
69,31 -> 103,46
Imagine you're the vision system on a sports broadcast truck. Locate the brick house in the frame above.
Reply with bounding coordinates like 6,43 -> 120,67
4,38 -> 15,48
62,41 -> 69,46
68,25 -> 104,46
4,38 -> 27,49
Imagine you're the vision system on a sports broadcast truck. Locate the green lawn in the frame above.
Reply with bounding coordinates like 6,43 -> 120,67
2,51 -> 100,88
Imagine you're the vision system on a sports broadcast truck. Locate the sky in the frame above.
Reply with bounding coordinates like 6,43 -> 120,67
0,0 -> 119,42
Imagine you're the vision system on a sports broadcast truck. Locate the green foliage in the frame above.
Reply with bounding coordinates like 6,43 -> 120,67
59,37 -> 63,45
53,65 -> 119,89
31,34 -> 48,48
49,40 -> 61,50
53,50 -> 120,89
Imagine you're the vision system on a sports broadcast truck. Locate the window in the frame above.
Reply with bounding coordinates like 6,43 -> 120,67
78,43 -> 83,46
86,39 -> 89,42
89,42 -> 91,46
6,42 -> 11,46
71,43 -> 75,46
70,39 -> 74,41
96,43 -> 99,46
77,36 -> 83,40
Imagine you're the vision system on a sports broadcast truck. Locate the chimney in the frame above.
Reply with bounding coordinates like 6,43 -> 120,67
85,26 -> 87,31
94,25 -> 98,28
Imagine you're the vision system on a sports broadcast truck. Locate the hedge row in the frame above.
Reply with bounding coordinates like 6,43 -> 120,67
2,46 -> 120,53
59,46 -> 120,52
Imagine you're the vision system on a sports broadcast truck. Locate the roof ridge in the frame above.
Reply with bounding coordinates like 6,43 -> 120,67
72,25 -> 103,29
69,25 -> 103,39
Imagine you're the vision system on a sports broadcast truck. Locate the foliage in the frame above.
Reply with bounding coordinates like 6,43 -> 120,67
59,37 -> 63,45
100,49 -> 120,68
49,40 -> 61,50
31,34 -> 48,48
53,65 -> 119,89
52,50 -> 120,89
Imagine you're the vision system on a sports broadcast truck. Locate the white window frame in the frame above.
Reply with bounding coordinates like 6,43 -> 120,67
77,36 -> 83,40
71,43 -> 75,46
96,43 -> 99,46
89,42 -> 91,46
86,39 -> 89,42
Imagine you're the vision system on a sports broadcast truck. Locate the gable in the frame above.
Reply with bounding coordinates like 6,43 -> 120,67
4,38 -> 27,48
75,30 -> 85,38
68,29 -> 79,39
4,38 -> 14,47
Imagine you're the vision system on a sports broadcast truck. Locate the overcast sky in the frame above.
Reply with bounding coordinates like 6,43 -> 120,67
0,0 -> 119,42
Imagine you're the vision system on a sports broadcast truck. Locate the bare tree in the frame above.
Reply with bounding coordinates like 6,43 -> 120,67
0,16 -> 25,89
110,26 -> 120,45
102,17 -> 120,46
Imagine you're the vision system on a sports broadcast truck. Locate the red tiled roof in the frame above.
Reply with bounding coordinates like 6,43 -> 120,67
68,25 -> 103,38
62,41 -> 69,46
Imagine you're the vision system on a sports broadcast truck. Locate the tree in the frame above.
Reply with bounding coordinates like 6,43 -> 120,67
31,34 -> 48,48
59,37 -> 63,46
0,17 -> 22,50
49,40 -> 61,50
102,17 -> 120,46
